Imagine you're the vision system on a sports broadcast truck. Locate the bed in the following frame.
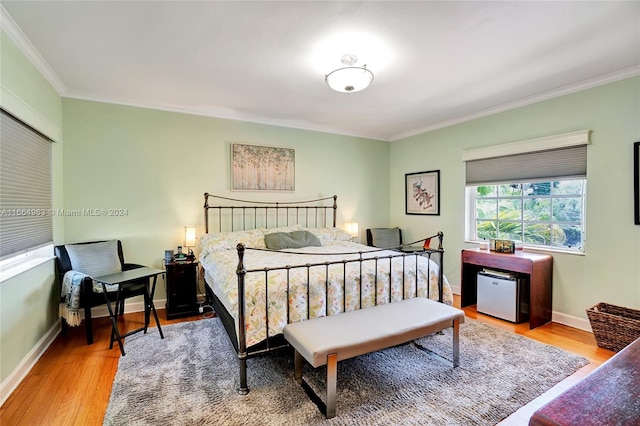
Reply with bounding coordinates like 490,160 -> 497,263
199,193 -> 453,394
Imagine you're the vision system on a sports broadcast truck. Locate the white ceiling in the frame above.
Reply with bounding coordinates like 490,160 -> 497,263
2,1 -> 639,141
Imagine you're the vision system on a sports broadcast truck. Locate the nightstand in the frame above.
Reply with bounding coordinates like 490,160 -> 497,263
165,260 -> 199,320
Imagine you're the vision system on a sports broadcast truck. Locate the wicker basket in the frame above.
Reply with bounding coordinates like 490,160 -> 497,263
586,302 -> 640,352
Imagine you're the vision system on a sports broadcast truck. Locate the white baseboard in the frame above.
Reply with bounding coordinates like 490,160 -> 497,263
89,298 -> 167,318
0,299 -> 167,407
0,320 -> 60,407
450,286 -> 592,332
552,310 -> 592,332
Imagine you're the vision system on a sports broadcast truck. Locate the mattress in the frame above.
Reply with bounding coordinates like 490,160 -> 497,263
200,238 -> 453,348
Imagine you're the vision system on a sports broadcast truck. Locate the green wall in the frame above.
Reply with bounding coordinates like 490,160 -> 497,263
0,262 -> 57,375
390,76 -> 640,323
0,30 -> 63,387
61,99 -> 391,300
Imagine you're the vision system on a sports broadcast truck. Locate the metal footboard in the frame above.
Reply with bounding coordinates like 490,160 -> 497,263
233,233 -> 445,395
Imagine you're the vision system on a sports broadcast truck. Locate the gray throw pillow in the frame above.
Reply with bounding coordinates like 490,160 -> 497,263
65,240 -> 122,278
264,231 -> 322,250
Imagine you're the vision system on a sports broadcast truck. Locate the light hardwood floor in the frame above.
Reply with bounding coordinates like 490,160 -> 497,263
0,296 -> 613,426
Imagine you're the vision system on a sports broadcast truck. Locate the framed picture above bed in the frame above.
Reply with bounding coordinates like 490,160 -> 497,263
634,141 -> 639,225
405,170 -> 440,215
231,143 -> 295,191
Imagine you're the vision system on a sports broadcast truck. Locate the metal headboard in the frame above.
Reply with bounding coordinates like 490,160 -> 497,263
203,193 -> 337,233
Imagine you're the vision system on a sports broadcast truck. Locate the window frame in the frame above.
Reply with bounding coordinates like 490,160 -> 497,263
0,243 -> 54,283
465,179 -> 587,254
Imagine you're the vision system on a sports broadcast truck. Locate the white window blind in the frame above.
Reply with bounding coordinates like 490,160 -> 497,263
0,109 -> 53,260
465,145 -> 587,185
463,130 -> 590,186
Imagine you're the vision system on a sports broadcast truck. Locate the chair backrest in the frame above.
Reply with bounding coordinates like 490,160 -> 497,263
366,227 -> 403,249
54,240 -> 125,283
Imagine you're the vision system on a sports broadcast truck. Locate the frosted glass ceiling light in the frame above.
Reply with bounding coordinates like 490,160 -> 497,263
325,54 -> 374,93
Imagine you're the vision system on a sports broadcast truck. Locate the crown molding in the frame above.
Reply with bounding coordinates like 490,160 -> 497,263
390,65 -> 640,142
1,5 -> 67,95
1,85 -> 62,142
63,90 -> 390,142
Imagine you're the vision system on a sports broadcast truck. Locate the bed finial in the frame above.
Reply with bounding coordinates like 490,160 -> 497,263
437,231 -> 444,251
204,193 -> 210,234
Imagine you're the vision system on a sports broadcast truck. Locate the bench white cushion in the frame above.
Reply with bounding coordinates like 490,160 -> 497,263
283,297 -> 464,368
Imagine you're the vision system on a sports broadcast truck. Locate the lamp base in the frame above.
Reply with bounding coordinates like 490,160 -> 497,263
186,248 -> 196,262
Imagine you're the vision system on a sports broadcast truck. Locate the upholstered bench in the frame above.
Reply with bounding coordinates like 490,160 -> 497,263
283,297 -> 465,418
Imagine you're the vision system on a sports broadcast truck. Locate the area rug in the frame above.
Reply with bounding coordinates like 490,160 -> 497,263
104,317 -> 588,426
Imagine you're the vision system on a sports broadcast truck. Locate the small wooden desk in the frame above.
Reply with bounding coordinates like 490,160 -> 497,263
461,249 -> 553,329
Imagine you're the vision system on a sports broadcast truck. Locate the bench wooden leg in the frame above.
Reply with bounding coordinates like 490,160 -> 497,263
453,318 -> 460,367
326,353 -> 337,419
294,350 -> 303,384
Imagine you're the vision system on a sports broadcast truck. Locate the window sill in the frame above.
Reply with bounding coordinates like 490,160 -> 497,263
464,241 -> 585,256
0,256 -> 54,283
521,245 -> 585,256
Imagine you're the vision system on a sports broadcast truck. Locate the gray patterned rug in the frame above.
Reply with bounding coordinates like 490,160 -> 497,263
104,317 -> 588,426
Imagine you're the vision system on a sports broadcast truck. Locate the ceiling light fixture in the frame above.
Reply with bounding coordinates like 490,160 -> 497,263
325,54 -> 374,93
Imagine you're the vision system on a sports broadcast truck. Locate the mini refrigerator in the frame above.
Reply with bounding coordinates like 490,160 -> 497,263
477,270 -> 528,323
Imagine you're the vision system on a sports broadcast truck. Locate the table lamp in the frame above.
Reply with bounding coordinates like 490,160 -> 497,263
346,221 -> 359,241
185,226 -> 196,261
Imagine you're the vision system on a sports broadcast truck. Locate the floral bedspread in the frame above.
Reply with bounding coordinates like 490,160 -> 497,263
200,240 -> 453,348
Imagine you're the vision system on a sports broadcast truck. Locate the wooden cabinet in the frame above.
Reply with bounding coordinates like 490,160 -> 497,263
165,261 -> 199,320
461,249 -> 553,329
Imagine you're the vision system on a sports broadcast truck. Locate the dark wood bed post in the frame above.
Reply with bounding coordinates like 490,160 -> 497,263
235,243 -> 249,395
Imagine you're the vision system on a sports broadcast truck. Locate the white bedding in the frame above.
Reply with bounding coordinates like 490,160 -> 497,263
199,233 -> 453,348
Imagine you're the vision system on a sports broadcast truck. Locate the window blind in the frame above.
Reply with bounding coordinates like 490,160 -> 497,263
0,109 -> 53,260
465,145 -> 587,186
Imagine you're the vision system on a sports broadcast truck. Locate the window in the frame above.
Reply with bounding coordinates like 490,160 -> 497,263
463,130 -> 590,253
0,109 -> 53,261
469,179 -> 586,251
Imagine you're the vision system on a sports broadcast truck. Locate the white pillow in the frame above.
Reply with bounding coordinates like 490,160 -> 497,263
306,227 -> 352,244
198,229 -> 266,257
262,224 -> 302,235
65,240 -> 122,278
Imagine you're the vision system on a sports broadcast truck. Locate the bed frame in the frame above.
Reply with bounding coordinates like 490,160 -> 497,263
202,193 -> 445,394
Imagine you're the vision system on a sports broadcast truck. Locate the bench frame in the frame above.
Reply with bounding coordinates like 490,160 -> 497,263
285,298 -> 463,419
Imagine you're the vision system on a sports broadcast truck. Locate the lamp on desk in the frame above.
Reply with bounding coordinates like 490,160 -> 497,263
346,221 -> 359,242
184,226 -> 196,261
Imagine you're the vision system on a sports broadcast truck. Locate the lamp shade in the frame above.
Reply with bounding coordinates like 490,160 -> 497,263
346,221 -> 359,238
184,226 -> 196,247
